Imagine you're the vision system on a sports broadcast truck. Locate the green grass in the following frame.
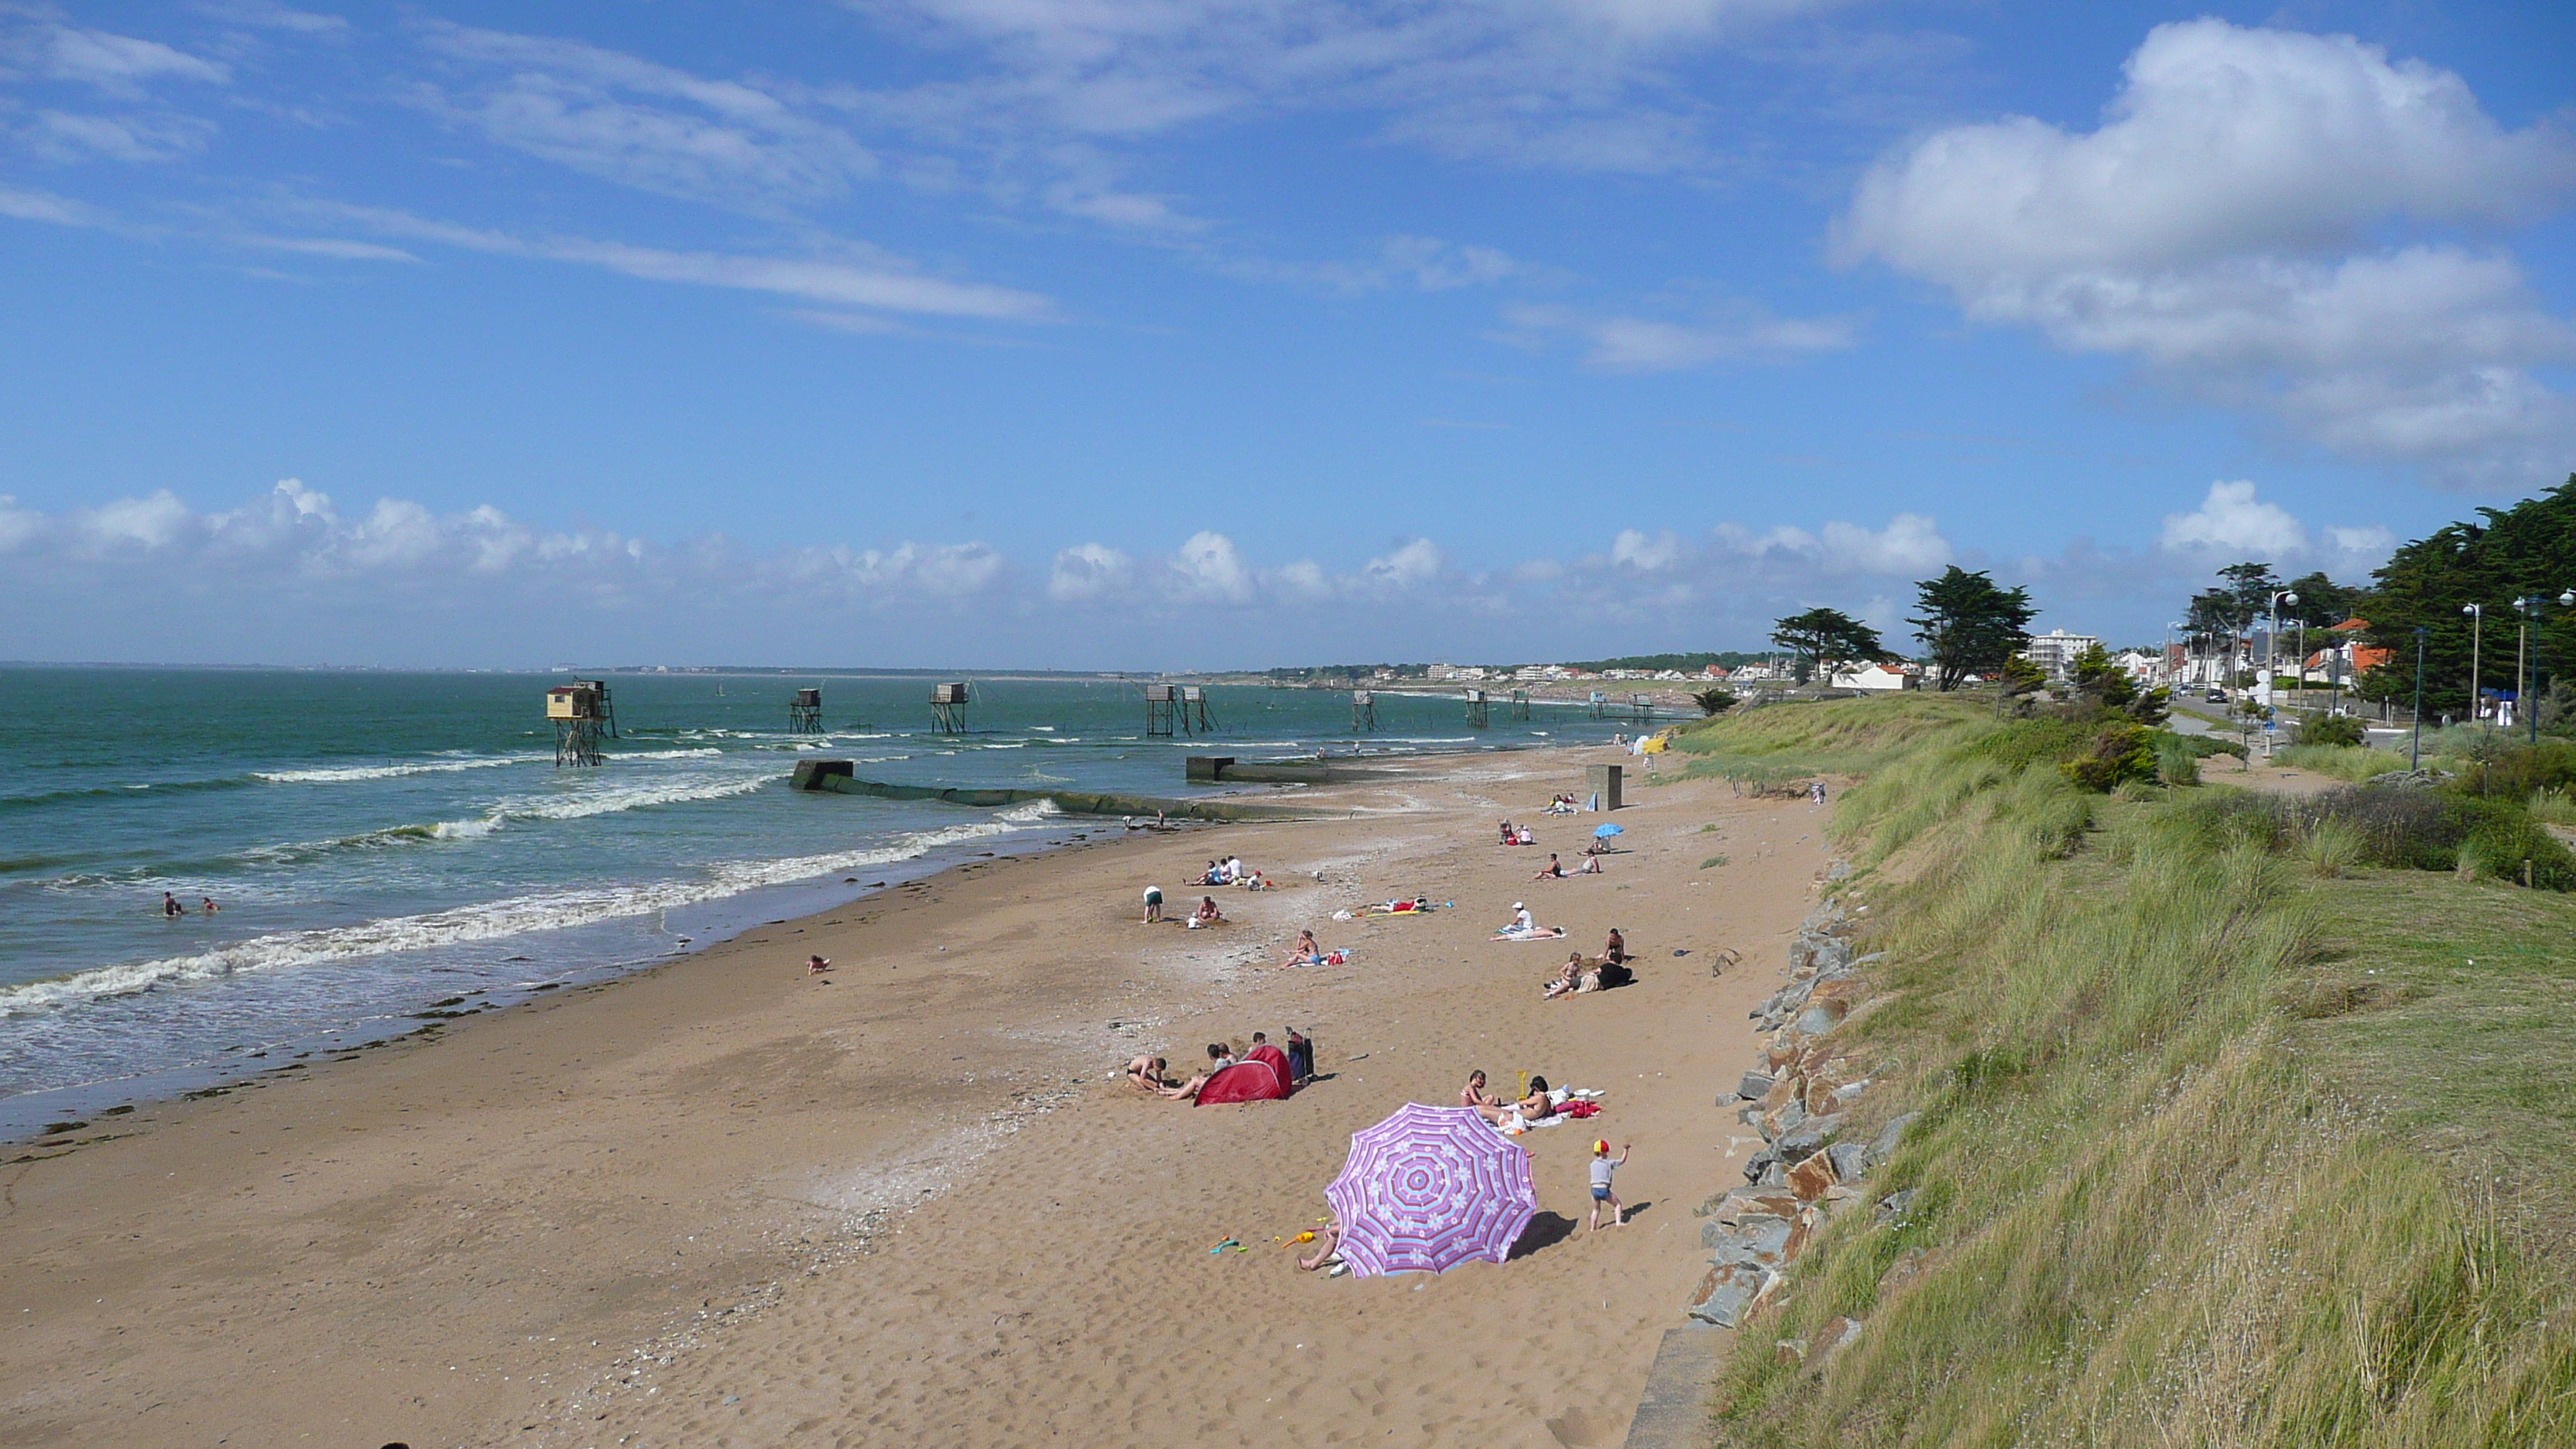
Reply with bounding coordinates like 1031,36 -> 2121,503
1666,694 -> 1996,796
1708,718 -> 2576,1448
2279,742 -> 2415,782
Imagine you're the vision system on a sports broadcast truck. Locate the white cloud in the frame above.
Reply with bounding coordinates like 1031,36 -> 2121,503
412,22 -> 878,211
2156,480 -> 2399,571
9,22 -> 231,92
1168,529 -> 1254,603
1610,528 -> 1682,570
0,183 -> 110,226
1362,538 -> 1443,588
841,0 -> 1838,175
295,200 -> 1053,321
197,2 -> 351,36
74,490 -> 196,551
1502,302 -> 1858,372
2158,480 -> 2309,555
25,108 -> 214,163
1712,512 -> 1951,575
1047,541 -> 1134,601
1837,19 -> 2576,491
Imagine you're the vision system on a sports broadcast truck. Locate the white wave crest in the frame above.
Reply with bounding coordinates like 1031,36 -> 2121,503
0,811 -> 1043,1017
606,748 -> 724,761
254,755 -> 540,783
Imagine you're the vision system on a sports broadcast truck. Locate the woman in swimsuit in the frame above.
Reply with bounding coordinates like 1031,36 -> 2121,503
1460,1070 -> 1507,1123
1543,954 -> 1584,999
1278,930 -> 1322,968
1512,1074 -> 1557,1121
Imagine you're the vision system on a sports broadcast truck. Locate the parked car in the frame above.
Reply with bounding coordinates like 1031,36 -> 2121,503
2205,690 -> 2228,703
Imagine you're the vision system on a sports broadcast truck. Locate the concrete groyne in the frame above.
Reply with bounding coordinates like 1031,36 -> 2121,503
787,759 -> 1327,821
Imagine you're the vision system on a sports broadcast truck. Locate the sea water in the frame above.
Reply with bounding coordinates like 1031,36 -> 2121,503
0,668 -> 1625,1132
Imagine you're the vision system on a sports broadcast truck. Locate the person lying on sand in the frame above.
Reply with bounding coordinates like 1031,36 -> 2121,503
1531,853 -> 1564,880
1278,930 -> 1323,968
807,954 -> 834,976
1297,1218 -> 1343,1272
1126,1055 -> 1173,1091
1512,1074 -> 1557,1120
1571,855 -> 1602,875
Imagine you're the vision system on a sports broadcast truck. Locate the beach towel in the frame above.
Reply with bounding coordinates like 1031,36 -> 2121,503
1493,927 -> 1568,941
1194,1044 -> 1297,1106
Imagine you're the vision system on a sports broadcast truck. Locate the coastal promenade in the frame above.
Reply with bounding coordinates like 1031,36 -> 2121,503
2,745 -> 1828,1448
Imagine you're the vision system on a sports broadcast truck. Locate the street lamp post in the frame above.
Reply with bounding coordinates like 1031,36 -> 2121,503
2411,627 -> 2430,770
2267,590 -> 2298,739
2515,591 -> 2576,746
2464,602 -> 2484,728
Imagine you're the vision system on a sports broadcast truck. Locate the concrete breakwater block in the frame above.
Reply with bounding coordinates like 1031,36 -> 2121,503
1619,1327 -> 1724,1448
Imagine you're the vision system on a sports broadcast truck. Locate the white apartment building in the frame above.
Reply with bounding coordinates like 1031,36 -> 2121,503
2023,629 -> 2101,682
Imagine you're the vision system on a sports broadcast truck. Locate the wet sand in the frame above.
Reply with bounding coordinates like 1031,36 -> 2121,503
0,745 -> 1833,1448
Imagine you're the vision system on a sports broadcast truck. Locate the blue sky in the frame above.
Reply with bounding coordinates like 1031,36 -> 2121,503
2,0 -> 2571,669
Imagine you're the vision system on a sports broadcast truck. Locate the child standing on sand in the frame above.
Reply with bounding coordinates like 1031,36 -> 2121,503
1589,1140 -> 1630,1230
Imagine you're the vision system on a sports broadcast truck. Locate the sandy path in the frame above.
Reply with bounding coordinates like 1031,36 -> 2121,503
0,748 -> 1830,1448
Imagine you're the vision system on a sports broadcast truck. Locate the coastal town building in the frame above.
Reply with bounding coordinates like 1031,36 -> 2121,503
2023,629 -> 2101,682
1829,663 -> 1921,691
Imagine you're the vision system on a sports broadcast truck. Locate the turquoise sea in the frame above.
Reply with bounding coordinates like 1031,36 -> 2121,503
0,668 -> 1619,1134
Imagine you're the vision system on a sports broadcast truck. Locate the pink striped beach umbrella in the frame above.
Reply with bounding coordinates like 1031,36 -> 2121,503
1325,1102 -> 1536,1276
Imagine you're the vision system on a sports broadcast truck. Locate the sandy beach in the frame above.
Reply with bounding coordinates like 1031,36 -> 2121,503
2,745 -> 1832,1449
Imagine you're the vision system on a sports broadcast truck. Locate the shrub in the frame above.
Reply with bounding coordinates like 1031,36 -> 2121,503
2156,736 -> 2201,786
2299,817 -> 2365,878
2460,811 -> 2576,889
2454,740 -> 2576,800
2060,724 -> 2156,793
2297,713 -> 2366,748
1690,687 -> 1737,717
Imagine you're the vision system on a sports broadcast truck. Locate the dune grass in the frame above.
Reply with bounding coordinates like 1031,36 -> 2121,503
2276,742 -> 2414,782
1708,717 -> 2576,1448
1667,694 -> 1995,796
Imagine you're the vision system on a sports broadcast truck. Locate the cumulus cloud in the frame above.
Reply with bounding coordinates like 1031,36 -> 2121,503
1362,538 -> 1443,588
1837,19 -> 2576,490
2156,480 -> 2397,568
1610,528 -> 1682,570
1046,542 -> 1135,601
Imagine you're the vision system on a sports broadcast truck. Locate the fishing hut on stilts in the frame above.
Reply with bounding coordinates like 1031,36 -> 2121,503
546,681 -> 608,767
1588,690 -> 1609,720
1509,688 -> 1531,721
1351,689 -> 1378,731
1143,683 -> 1178,738
930,681 -> 971,734
789,687 -> 824,734
1629,693 -> 1655,726
1180,685 -> 1214,735
1463,688 -> 1489,728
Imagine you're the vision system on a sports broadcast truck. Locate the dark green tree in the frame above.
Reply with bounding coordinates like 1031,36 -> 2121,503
1907,566 -> 2038,691
2282,571 -> 2370,627
1769,608 -> 1893,686
2362,476 -> 2576,721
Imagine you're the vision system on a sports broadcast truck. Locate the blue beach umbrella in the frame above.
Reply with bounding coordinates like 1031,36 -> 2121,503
1592,823 -> 1624,839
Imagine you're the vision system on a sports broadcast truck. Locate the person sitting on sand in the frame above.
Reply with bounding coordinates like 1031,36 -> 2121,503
1461,1070 -> 1508,1123
1506,902 -> 1536,935
1158,1043 -> 1236,1101
1543,957 -> 1582,999
1126,1055 -> 1173,1091
1297,1217 -> 1343,1272
1516,825 -> 1536,846
1497,820 -> 1517,845
806,954 -> 833,976
1571,855 -> 1603,875
1531,853 -> 1564,881
1279,930 -> 1322,968
1190,896 -> 1225,928
1602,927 -> 1628,964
